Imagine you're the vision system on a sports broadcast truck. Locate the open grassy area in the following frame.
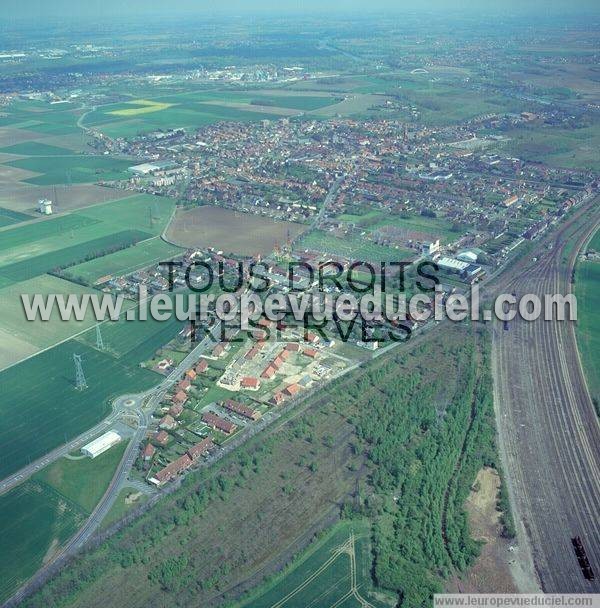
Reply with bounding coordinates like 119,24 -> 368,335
0,341 -> 156,480
33,441 -> 129,514
296,229 -> 414,262
77,312 -> 185,363
108,99 -> 174,117
336,212 -> 461,244
575,229 -> 600,409
0,481 -> 85,603
0,230 -> 152,283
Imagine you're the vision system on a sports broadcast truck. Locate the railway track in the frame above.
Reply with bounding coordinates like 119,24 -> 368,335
492,200 -> 600,592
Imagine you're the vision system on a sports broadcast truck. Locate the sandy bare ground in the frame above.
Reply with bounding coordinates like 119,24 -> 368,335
447,467 -> 520,593
165,205 -> 308,256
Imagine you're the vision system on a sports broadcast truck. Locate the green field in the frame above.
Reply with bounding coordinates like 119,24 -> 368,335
240,521 -> 390,608
66,237 -> 184,284
0,275 -> 115,351
81,89 -> 345,138
0,194 -> 175,280
0,206 -> 32,228
297,230 -> 414,262
0,101 -> 82,136
337,212 -> 461,244
249,94 -> 342,110
576,229 -> 600,410
0,340 -> 156,479
77,312 -> 185,363
0,141 -> 74,156
0,480 -> 85,603
0,230 -> 152,282
504,124 -> 600,172
33,441 -> 128,514
5,154 -> 132,185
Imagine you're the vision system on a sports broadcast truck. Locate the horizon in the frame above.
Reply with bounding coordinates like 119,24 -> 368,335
2,0 -> 600,21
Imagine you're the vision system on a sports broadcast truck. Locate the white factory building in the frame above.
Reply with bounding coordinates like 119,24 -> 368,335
81,430 -> 122,458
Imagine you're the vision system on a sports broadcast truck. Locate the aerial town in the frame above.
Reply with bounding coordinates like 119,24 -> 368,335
0,4 -> 599,608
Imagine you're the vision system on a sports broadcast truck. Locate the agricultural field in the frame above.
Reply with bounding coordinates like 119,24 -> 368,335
575,229 -> 600,410
0,480 -> 85,604
0,274 -> 111,359
165,205 -> 307,256
0,206 -> 32,227
0,340 -> 156,480
0,183 -> 131,214
33,442 -> 129,514
502,124 -> 600,172
240,521 -> 391,608
77,313 -> 185,364
296,229 -> 414,262
0,141 -> 75,156
0,193 -> 174,280
4,154 -> 132,185
65,237 -> 184,284
81,88 -> 348,138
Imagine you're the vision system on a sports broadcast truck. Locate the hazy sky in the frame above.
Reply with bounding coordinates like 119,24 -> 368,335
3,0 -> 600,19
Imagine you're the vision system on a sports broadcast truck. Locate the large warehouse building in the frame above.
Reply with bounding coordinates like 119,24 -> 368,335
81,430 -> 122,458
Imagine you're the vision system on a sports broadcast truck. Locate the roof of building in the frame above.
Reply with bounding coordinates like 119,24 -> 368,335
81,430 -> 121,456
188,437 -> 214,460
202,411 -> 237,433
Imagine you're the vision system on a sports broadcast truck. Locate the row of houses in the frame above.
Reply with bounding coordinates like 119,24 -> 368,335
148,437 -> 215,486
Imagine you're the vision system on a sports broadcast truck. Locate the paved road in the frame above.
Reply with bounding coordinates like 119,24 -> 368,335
3,323 -> 222,607
492,198 -> 600,592
0,405 -> 124,497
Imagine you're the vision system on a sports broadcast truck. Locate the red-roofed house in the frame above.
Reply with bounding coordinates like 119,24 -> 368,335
149,454 -> 192,486
178,379 -> 191,392
169,403 -> 184,417
270,391 -> 285,406
285,342 -> 300,352
185,369 -> 197,381
261,365 -> 276,379
142,443 -> 156,461
202,411 -> 237,435
196,359 -> 208,373
159,414 -> 177,430
172,390 -> 188,405
303,348 -> 318,359
284,383 -> 301,397
154,430 -> 170,446
241,377 -> 261,391
222,399 -> 261,421
187,437 -> 214,460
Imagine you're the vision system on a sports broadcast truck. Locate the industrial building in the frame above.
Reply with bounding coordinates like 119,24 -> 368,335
81,430 -> 122,458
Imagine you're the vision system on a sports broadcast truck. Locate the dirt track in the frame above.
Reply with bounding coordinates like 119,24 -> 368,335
492,201 -> 600,592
